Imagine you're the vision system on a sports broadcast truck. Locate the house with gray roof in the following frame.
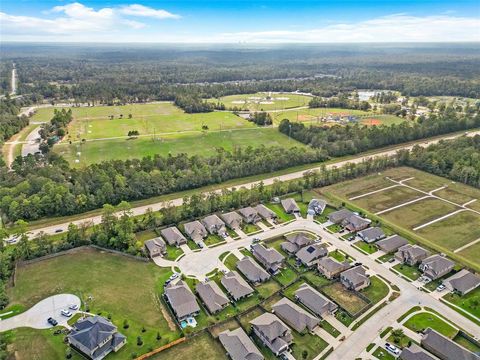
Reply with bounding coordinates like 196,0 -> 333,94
421,328 -> 479,360
218,328 -> 264,360
221,211 -> 243,230
237,257 -> 271,284
250,313 -> 293,356
254,204 -> 277,221
400,343 -> 437,360
196,280 -> 230,314
342,214 -> 371,232
272,297 -> 319,333
443,269 -> 480,295
295,283 -> 338,318
251,244 -> 285,274
281,232 -> 314,254
328,209 -> 355,224
238,207 -> 262,224
160,226 -> 187,247
308,199 -> 327,215
164,280 -> 200,321
376,235 -> 409,254
419,255 -> 455,281
201,214 -> 226,236
395,244 -> 429,266
221,271 -> 254,301
317,257 -> 351,279
296,244 -> 328,267
183,220 -> 208,243
281,198 -> 300,214
67,316 -> 126,360
358,227 -> 386,243
340,266 -> 370,291
144,237 -> 166,258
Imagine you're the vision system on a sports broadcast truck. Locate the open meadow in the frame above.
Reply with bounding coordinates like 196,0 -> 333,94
207,92 -> 312,111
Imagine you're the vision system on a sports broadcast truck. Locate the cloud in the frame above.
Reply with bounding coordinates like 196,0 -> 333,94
119,4 -> 180,19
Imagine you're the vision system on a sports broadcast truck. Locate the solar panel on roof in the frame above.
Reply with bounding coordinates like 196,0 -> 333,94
306,246 -> 315,253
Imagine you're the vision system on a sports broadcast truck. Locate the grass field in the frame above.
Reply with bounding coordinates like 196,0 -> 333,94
208,92 -> 312,112
443,287 -> 480,319
7,248 -> 180,359
270,107 -> 371,125
149,333 -> 227,360
55,127 -> 306,165
404,312 -> 458,338
321,282 -> 369,315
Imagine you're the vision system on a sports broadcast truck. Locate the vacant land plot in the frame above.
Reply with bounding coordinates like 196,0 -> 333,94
353,186 -> 424,213
457,242 -> 480,266
150,333 -> 227,360
360,276 -> 389,304
321,282 -> 369,315
55,128 -> 305,165
360,115 -> 406,126
271,107 -> 371,125
7,248 -> 179,359
209,92 -> 311,112
444,287 -> 480,319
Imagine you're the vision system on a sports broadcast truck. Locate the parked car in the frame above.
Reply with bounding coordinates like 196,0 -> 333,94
436,284 -> 446,291
170,273 -> 180,280
354,262 -> 362,267
55,229 -> 63,233
252,237 -> 261,243
5,237 -> 17,244
198,243 -> 204,248
68,304 -> 79,310
61,309 -> 72,317
348,236 -> 355,241
47,317 -> 58,326
385,343 -> 400,355
388,257 -> 396,263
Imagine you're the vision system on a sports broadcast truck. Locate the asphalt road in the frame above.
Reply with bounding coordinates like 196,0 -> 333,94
15,129 -> 480,241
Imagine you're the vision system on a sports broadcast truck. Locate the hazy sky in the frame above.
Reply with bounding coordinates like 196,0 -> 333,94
1,0 -> 479,42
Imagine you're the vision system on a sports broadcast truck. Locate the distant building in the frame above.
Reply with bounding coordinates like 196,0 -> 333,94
221,271 -> 254,301
376,235 -> 409,254
395,244 -> 429,266
340,266 -> 370,291
221,211 -> 243,230
296,244 -> 328,267
281,198 -> 300,214
144,237 -> 166,258
160,226 -> 187,247
419,255 -> 455,281
218,328 -> 264,360
250,313 -> 293,356
251,244 -> 285,274
164,280 -> 200,321
317,257 -> 351,279
357,227 -> 386,243
272,297 -> 319,333
295,283 -> 337,318
421,328 -> 479,360
443,269 -> 480,295
236,257 -> 271,284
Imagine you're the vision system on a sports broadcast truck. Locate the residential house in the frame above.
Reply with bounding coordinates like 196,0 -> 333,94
328,209 -> 355,224
251,244 -> 285,274
218,328 -> 264,360
254,204 -> 277,222
183,221 -> 208,243
340,266 -> 370,291
281,198 -> 300,214
238,207 -> 261,224
272,297 -> 319,333
395,244 -> 429,266
164,280 -> 200,321
376,235 -> 409,254
357,227 -> 386,243
250,313 -> 293,356
201,215 -> 227,236
281,232 -> 314,254
236,257 -> 271,284
67,316 -> 126,360
342,214 -> 371,232
221,211 -> 243,230
196,280 -> 230,314
308,199 -> 327,215
221,271 -> 254,301
421,328 -> 479,360
400,344 -> 437,360
419,255 -> 455,281
443,269 -> 480,295
296,244 -> 328,267
144,237 -> 166,258
295,283 -> 338,318
160,226 -> 187,247
317,257 -> 351,279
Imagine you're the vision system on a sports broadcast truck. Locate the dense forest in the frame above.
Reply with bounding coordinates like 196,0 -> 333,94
279,108 -> 480,157
0,98 -> 29,142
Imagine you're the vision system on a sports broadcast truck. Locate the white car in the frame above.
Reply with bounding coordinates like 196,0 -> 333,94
61,309 -> 72,317
68,304 -> 79,310
170,273 -> 180,280
436,284 -> 446,291
385,342 -> 400,355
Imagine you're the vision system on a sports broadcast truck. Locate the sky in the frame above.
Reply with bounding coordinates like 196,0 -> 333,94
0,0 -> 479,43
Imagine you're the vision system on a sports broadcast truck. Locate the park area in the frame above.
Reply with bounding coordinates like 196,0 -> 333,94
321,167 -> 480,270
207,92 -> 312,112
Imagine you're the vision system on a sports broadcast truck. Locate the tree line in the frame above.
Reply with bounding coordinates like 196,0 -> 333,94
0,98 -> 29,142
37,108 -> 73,153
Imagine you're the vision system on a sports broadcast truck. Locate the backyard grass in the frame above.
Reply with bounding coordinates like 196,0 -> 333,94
302,271 -> 332,288
353,240 -> 378,254
238,306 -> 265,330
361,276 -> 390,304
387,332 -> 414,349
404,312 -> 458,338
443,287 -> 480,319
314,205 -> 336,223
321,282 -> 369,316
7,248 -> 180,359
453,333 -> 480,353
265,203 -> 295,223
372,346 -> 395,360
335,310 -> 354,327
274,266 -> 298,286
328,250 -> 352,263
291,331 -> 329,360
393,263 -> 421,281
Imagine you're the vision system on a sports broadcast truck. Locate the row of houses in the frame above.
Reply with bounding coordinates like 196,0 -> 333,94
317,256 -> 371,291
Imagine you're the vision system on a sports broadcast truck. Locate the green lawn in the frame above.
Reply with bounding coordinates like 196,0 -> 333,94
265,203 -> 295,223
361,276 -> 389,304
271,107 -> 371,125
354,240 -> 378,254
443,287 -> 480,319
149,333 -> 227,360
372,346 -> 396,360
453,333 -> 480,353
208,92 -> 311,112
314,206 -> 336,223
224,253 -> 240,270
274,266 -> 298,286
335,310 -> 354,327
328,250 -> 352,263
387,332 -> 414,349
204,234 -> 225,247
393,263 -> 421,281
404,312 -> 458,338
7,248 -> 180,359
241,222 -> 261,234
378,253 -> 395,263
326,224 -> 342,233
291,331 -> 329,360
301,271 -> 332,288
321,282 -> 369,316
319,320 -> 341,338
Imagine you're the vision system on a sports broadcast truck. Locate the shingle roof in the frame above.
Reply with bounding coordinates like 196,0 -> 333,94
252,244 -> 285,266
218,328 -> 264,360
376,235 -> 409,253
443,269 -> 480,294
144,237 -> 166,256
422,328 -> 479,360
328,209 -> 355,224
196,280 -> 230,314
281,198 -> 300,213
250,313 -> 290,342
237,257 -> 271,283
254,204 -> 277,220
308,199 -> 327,213
284,232 -> 314,247
68,316 -> 120,353
317,257 -> 351,274
183,221 -> 208,241
201,215 -> 225,232
272,297 -> 319,333
421,255 -> 455,279
221,211 -> 243,229
296,244 -> 328,265
221,271 -> 254,301
341,266 -> 369,288
165,280 -> 200,319
238,207 -> 261,222
397,244 -> 429,261
358,227 -> 386,242
343,214 -> 371,229
160,226 -> 187,246
400,343 -> 437,360
295,283 -> 337,317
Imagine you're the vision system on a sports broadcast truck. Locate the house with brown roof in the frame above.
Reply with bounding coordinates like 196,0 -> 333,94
250,313 -> 293,356
221,211 -> 243,230
160,226 -> 187,247
164,280 -> 200,321
238,207 -> 262,224
272,297 -> 319,333
421,328 -> 479,360
281,198 -> 300,214
395,244 -> 429,266
281,232 -> 314,254
340,266 -> 370,291
183,221 -> 208,243
358,227 -> 386,243
251,244 -> 285,274
144,237 -> 166,258
400,343 -> 437,360
317,257 -> 351,279
196,280 -> 230,314
376,235 -> 409,254
328,209 -> 355,224
255,204 -> 277,222
218,328 -> 264,360
201,215 -> 226,236
419,255 -> 455,281
221,271 -> 254,301
236,257 -> 271,284
443,269 -> 480,295
296,244 -> 328,267
342,214 -> 371,232
295,283 -> 338,318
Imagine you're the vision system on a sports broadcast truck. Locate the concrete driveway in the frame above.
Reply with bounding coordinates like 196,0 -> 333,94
0,294 -> 81,331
